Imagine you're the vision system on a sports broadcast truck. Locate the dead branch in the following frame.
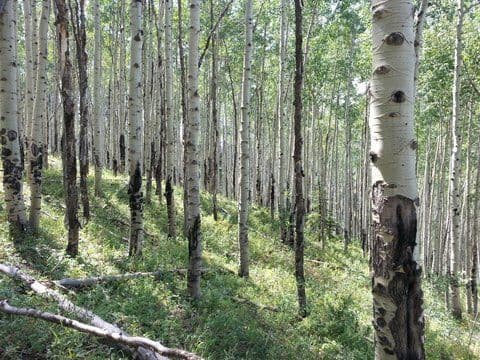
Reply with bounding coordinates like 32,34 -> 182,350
0,263 -> 189,360
0,300 -> 201,360
55,268 -> 207,289
231,296 -> 279,312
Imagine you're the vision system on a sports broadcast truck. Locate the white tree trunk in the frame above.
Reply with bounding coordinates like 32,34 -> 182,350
29,0 -> 51,231
448,0 -> 464,320
128,0 -> 144,256
370,0 -> 424,358
278,0 -> 288,241
92,0 -> 104,196
0,0 -> 28,230
164,0 -> 176,238
185,0 -> 202,299
238,0 -> 253,278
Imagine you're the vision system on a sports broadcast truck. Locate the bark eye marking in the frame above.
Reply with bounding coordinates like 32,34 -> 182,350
410,140 -> 418,150
373,8 -> 388,20
391,91 -> 406,103
385,32 -> 405,46
388,112 -> 400,118
369,151 -> 378,163
374,65 -> 390,75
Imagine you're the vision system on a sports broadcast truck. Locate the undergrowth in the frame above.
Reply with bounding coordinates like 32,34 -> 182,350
0,158 -> 478,359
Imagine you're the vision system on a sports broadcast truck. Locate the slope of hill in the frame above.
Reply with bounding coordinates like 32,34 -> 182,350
0,159 -> 478,359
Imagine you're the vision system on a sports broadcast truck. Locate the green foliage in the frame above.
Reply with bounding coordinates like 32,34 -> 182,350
0,162 -> 478,359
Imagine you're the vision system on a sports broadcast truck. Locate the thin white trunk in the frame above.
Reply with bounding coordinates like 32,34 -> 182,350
448,0 -> 464,320
238,0 -> 253,278
29,0 -> 51,231
186,0 -> 202,299
93,0 -> 104,196
128,0 -> 144,256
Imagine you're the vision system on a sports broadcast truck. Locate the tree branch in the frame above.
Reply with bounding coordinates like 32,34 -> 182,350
0,264 -> 190,360
55,268 -> 208,289
0,300 -> 202,360
198,0 -> 234,69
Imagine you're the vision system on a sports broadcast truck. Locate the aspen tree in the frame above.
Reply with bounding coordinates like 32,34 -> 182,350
29,0 -> 50,231
54,0 -> 80,257
70,0 -> 90,220
238,0 -> 253,278
186,0 -> 202,299
23,0 -> 35,151
0,0 -> 28,231
278,0 -> 288,242
164,0 -> 176,237
128,0 -> 144,256
448,0 -> 464,320
369,0 -> 424,357
93,0 -> 104,196
210,0 -> 219,221
293,0 -> 306,318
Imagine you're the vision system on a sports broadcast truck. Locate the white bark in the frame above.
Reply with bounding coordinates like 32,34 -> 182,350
0,0 -> 28,230
448,0 -> 464,319
0,301 -> 201,360
29,0 -> 51,231
185,0 -> 202,299
128,0 -> 144,256
238,0 -> 253,278
164,0 -> 176,237
370,0 -> 424,358
93,0 -> 104,196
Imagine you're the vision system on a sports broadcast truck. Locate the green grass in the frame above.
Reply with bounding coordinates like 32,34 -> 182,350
0,158 -> 478,359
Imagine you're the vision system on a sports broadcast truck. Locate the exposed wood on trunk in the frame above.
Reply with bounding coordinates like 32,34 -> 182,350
54,0 -> 80,257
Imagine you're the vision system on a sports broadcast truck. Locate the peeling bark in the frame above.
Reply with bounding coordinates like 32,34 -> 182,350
370,0 -> 425,358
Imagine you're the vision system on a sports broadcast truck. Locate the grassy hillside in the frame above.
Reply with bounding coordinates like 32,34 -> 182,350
0,159 -> 478,359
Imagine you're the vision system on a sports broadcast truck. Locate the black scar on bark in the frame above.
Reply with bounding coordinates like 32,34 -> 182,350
385,32 -> 405,46
128,162 -> 143,211
2,147 -> 12,157
7,130 -> 17,141
188,214 -> 201,256
369,151 -> 378,163
392,91 -> 406,103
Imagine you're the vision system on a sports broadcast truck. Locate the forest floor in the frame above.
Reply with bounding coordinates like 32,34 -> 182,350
0,158 -> 479,359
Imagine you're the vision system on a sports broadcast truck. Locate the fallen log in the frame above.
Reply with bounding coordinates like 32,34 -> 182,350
0,300 -> 201,360
55,268 -> 204,289
0,264 -> 198,360
54,267 -> 239,289
231,296 -> 279,312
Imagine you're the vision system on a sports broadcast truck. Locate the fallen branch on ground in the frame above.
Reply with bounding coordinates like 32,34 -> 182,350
55,268 -> 207,289
0,300 -> 202,360
0,264 -> 197,360
232,296 -> 279,312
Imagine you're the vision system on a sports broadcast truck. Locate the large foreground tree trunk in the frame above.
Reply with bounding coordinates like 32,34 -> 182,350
0,0 -> 28,231
369,0 -> 425,358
